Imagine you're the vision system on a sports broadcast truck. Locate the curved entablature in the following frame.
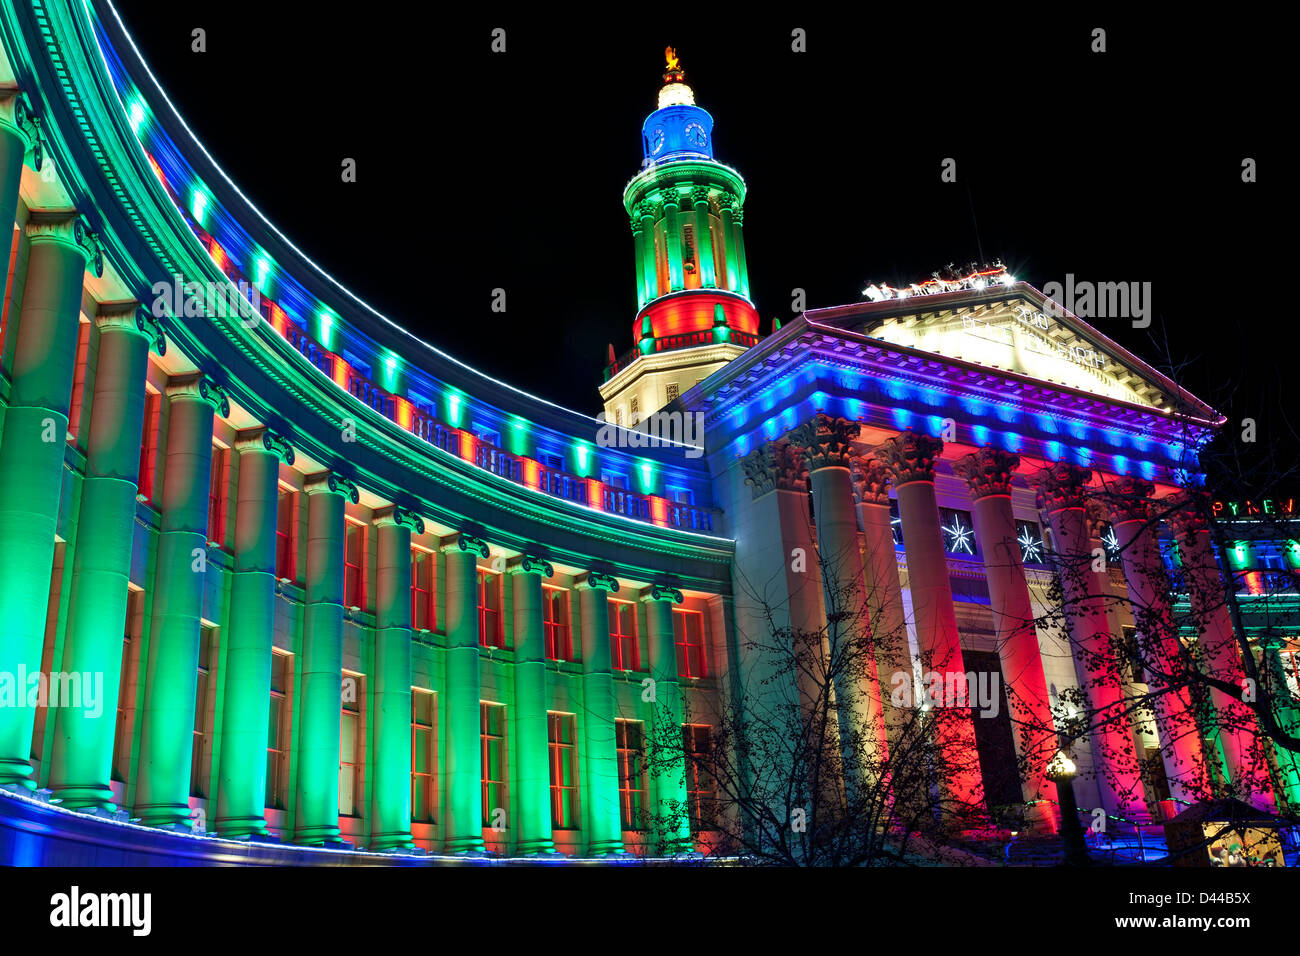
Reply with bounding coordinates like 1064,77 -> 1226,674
0,0 -> 733,588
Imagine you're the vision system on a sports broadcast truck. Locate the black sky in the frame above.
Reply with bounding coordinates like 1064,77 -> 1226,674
107,4 -> 1294,474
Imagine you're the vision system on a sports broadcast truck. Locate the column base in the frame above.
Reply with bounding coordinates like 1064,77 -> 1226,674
49,782 -> 116,812
515,838 -> 557,856
443,835 -> 487,854
585,839 -> 626,857
214,815 -> 270,841
293,824 -> 344,847
0,760 -> 36,790
134,803 -> 194,829
367,831 -> 416,852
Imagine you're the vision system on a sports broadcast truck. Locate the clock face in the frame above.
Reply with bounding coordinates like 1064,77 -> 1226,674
684,122 -> 707,149
649,128 -> 666,154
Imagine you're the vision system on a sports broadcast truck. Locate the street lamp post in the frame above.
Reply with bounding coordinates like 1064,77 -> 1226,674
1047,751 -> 1090,867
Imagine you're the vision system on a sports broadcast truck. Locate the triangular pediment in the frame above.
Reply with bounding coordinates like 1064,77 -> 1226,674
807,286 -> 1216,418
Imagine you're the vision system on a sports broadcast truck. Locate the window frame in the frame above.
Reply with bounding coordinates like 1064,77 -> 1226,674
672,607 -> 708,679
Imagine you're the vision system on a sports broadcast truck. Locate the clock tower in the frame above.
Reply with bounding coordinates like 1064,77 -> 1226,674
600,48 -> 760,427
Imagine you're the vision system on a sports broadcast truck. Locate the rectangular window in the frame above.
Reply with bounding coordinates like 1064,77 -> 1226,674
615,719 -> 648,830
276,486 -> 297,581
190,625 -> 215,797
411,547 -> 436,631
207,445 -> 229,545
610,599 -> 639,671
673,608 -> 708,679
548,713 -> 579,830
137,390 -> 162,501
111,627 -> 133,783
411,689 -> 436,823
344,520 -> 365,610
339,673 -> 363,816
543,586 -> 572,661
266,649 -> 292,809
478,569 -> 502,648
1123,625 -> 1147,684
481,703 -> 507,826
66,320 -> 92,445
684,724 -> 715,834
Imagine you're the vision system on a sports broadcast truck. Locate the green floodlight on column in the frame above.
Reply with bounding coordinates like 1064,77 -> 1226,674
638,460 -> 655,494
318,309 -> 336,349
573,441 -> 592,477
191,188 -> 209,228
507,416 -> 530,456
446,390 -> 465,428
382,352 -> 401,392
254,254 -> 274,295
127,97 -> 147,135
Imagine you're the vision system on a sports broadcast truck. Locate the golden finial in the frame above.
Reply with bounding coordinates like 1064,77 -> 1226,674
665,46 -> 680,72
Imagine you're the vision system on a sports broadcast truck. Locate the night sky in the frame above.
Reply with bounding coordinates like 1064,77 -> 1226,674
109,5 -> 1293,478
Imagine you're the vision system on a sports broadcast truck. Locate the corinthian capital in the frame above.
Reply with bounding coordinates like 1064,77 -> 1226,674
741,441 -> 803,499
790,414 -> 860,472
1028,461 -> 1093,512
877,431 -> 944,486
1162,490 -> 1212,539
1101,475 -> 1155,525
849,455 -> 891,506
952,447 -> 1021,499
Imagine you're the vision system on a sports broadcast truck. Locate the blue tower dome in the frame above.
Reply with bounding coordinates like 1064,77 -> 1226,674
640,48 -> 714,168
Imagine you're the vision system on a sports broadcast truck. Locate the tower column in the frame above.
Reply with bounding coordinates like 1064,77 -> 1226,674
644,586 -> 692,853
293,472 -> 357,846
877,432 -> 986,817
441,537 -> 484,852
719,202 -> 739,292
953,449 -> 1058,826
662,190 -> 684,292
49,306 -> 156,810
1103,478 -> 1207,807
0,95 -> 30,296
791,415 -> 887,787
0,216 -> 90,789
636,201 -> 658,303
368,506 -> 423,850
690,186 -> 716,288
134,375 -> 228,827
849,456 -> 915,758
630,216 -> 648,309
510,555 -> 555,854
214,428 -> 294,839
577,572 -> 624,855
1030,463 -> 1146,817
729,202 -> 749,298
1166,491 -> 1274,806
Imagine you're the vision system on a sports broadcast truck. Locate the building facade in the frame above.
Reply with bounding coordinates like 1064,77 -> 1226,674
0,6 -> 1291,865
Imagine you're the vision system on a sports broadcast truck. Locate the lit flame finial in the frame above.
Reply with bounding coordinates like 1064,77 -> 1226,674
658,45 -> 694,107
